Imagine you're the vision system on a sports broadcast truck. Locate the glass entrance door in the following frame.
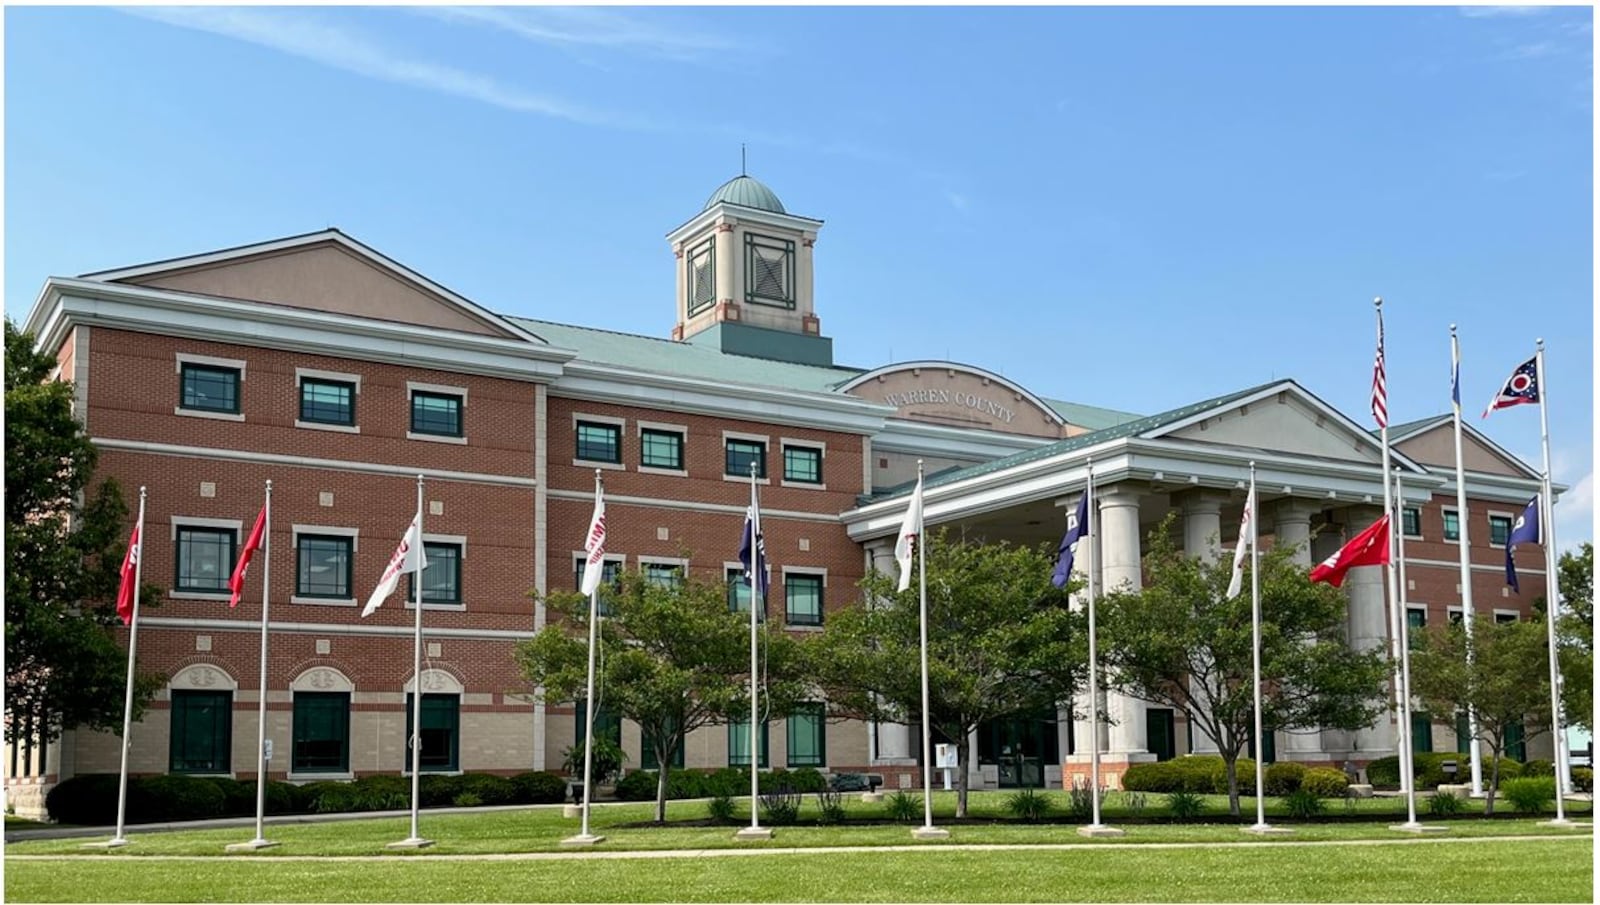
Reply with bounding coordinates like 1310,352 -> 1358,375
978,708 -> 1060,788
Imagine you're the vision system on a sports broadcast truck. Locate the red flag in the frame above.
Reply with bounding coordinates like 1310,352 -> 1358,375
228,506 -> 267,608
1310,514 -> 1391,588
116,524 -> 141,626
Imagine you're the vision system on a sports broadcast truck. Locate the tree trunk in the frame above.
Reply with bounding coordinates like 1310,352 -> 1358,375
1485,755 -> 1499,816
955,749 -> 968,818
1224,752 -> 1241,818
655,764 -> 670,824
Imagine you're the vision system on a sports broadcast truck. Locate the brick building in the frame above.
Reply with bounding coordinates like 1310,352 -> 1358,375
6,174 -> 1558,815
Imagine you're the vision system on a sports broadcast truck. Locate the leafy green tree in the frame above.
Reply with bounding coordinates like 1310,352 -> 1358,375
807,530 -> 1083,818
1410,614 -> 1553,813
1556,543 -> 1592,733
517,569 -> 809,823
4,319 -> 162,753
1096,514 -> 1389,818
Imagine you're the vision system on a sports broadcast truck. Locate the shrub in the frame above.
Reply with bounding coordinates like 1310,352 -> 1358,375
1500,777 -> 1556,814
1299,767 -> 1350,799
202,777 -> 253,817
786,767 -> 827,794
454,792 -> 482,808
757,767 -> 793,794
1209,757 -> 1255,795
418,774 -> 464,808
1428,790 -> 1464,817
1365,756 -> 1400,789
1005,788 -> 1053,822
1519,759 -> 1554,777
45,774 -> 121,826
351,774 -> 409,811
561,737 -> 626,786
240,780 -> 303,815
704,768 -> 746,798
454,773 -> 517,807
1283,788 -> 1325,819
816,789 -> 847,824
1264,762 -> 1306,797
1121,763 -> 1178,794
1165,790 -> 1205,821
1572,767 -> 1593,793
666,770 -> 706,799
612,770 -> 659,801
886,790 -> 922,823
508,771 -> 566,805
758,786 -> 800,825
1366,752 -> 1520,790
707,793 -> 736,824
299,780 -> 359,814
128,774 -> 227,823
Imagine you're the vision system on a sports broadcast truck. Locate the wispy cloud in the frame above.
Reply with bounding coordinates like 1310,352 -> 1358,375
127,7 -> 651,129
1459,5 -> 1552,17
943,191 -> 970,212
415,7 -> 737,62
1498,40 -> 1563,60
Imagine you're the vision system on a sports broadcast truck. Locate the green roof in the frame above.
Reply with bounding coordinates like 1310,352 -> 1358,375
861,380 -> 1288,503
704,175 -> 786,214
1377,415 -> 1449,441
1040,397 -> 1143,432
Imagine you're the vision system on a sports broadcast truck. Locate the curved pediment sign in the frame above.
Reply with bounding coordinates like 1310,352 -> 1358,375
839,362 -> 1067,439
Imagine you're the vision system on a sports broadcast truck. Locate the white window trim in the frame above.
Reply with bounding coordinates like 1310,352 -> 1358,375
1492,608 -> 1521,623
295,366 -> 362,391
407,381 -> 468,444
1404,602 -> 1428,637
573,413 -> 627,470
177,408 -> 246,423
782,566 -> 827,629
638,421 -> 688,477
403,534 -> 468,611
779,438 -> 827,490
296,368 -> 362,433
1445,605 -> 1464,624
170,516 -> 244,600
175,353 -> 247,421
638,555 -> 690,582
1401,505 -> 1423,540
1441,507 -> 1462,543
1485,510 -> 1515,550
288,771 -> 355,782
290,525 -> 359,607
722,430 -> 771,484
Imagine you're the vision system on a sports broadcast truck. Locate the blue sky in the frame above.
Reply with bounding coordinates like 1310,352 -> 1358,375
4,5 -> 1593,550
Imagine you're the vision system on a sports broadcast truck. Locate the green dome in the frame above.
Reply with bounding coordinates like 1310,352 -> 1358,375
704,175 -> 786,214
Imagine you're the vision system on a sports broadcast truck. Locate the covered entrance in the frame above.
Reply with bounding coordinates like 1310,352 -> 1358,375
978,708 -> 1061,788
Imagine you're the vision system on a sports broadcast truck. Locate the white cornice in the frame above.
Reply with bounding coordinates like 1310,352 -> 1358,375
553,361 -> 892,436
665,203 -> 823,245
545,488 -> 840,524
28,279 -> 577,383
138,616 -> 536,641
870,418 -> 1050,461
94,438 -> 539,488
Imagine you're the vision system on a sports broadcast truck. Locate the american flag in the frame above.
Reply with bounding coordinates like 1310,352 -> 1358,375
1371,309 -> 1388,429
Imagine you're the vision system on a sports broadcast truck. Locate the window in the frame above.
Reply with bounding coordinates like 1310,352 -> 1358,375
1406,607 -> 1426,651
1448,609 -> 1464,626
785,573 -> 823,627
299,378 -> 355,426
1456,712 -> 1472,754
745,234 -> 795,307
641,429 -> 684,471
643,562 -> 682,588
409,542 -> 462,605
726,438 -> 766,478
180,363 -> 240,414
574,558 -> 621,616
727,717 -> 769,768
782,445 -> 822,484
293,692 -> 350,773
686,237 -> 716,316
1402,507 -> 1422,538
641,716 -> 685,771
726,567 -> 764,621
170,690 -> 232,773
411,390 -> 463,438
787,703 -> 826,768
1505,722 -> 1527,762
176,526 -> 236,593
296,535 -> 353,600
1494,611 -> 1519,624
576,421 -> 622,464
405,693 -> 460,772
1443,509 -> 1461,542
1488,514 -> 1513,547
1411,712 -> 1434,754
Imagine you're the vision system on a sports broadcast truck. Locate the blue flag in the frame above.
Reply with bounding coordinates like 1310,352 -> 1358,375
1052,494 -> 1090,589
1451,349 -> 1461,414
1505,495 -> 1541,593
738,507 -> 769,598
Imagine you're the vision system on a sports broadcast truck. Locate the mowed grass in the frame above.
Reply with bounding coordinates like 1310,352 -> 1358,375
6,837 -> 1593,902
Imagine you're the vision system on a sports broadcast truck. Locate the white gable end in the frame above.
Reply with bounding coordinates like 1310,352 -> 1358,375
1165,393 -> 1383,465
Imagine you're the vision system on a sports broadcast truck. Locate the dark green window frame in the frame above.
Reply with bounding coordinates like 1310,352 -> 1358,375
725,439 -> 766,478
574,558 -> 621,617
169,690 -> 232,774
727,717 -> 769,768
640,429 -> 684,471
642,716 -> 685,770
1488,514 -> 1512,547
787,703 -> 826,768
1443,509 -> 1461,542
408,542 -> 463,606
575,421 -> 622,464
179,363 -> 240,415
404,693 -> 460,772
575,699 -> 622,749
1402,507 -> 1422,538
176,525 -> 237,593
1411,711 -> 1434,754
785,573 -> 823,627
411,390 -> 463,438
686,237 -> 716,316
1406,606 -> 1426,651
292,692 -> 350,773
744,234 -> 795,308
726,567 -> 764,621
299,377 -> 356,426
296,534 -> 354,600
782,445 -> 822,484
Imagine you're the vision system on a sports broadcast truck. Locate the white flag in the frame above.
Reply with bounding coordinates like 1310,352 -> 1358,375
579,482 -> 607,597
361,514 -> 427,617
894,474 -> 924,593
1225,483 -> 1255,600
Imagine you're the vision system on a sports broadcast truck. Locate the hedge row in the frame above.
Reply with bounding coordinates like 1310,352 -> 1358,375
1365,752 -> 1524,790
1121,756 -> 1258,795
612,766 -> 829,802
45,771 -> 568,826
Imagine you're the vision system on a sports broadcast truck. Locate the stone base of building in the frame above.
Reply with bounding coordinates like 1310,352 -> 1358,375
4,779 -> 53,821
1062,752 -> 1157,791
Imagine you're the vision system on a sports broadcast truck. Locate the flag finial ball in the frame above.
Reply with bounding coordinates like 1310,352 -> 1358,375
1450,323 -> 1457,333
1373,296 -> 1383,308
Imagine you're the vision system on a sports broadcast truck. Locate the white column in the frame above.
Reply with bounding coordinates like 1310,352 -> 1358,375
1274,499 -> 1328,760
1180,490 -> 1228,755
1098,486 -> 1148,756
1344,508 -> 1396,758
866,542 -> 913,763
1065,511 -> 1105,758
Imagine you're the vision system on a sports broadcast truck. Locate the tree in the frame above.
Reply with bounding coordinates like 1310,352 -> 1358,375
4,320 -> 162,753
1096,514 -> 1389,818
1410,614 -> 1552,813
807,530 -> 1084,818
1556,543 -> 1592,734
516,569 -> 809,823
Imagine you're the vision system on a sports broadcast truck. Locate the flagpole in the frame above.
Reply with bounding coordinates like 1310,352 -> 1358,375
910,460 -> 945,839
1077,458 -> 1120,837
1533,342 -> 1572,823
745,462 -> 766,837
1374,299 -> 1411,798
94,486 -> 144,849
565,470 -> 606,846
395,474 -> 431,848
245,482 -> 274,849
1391,468 -> 1432,832
1450,326 -> 1485,798
1246,463 -> 1275,833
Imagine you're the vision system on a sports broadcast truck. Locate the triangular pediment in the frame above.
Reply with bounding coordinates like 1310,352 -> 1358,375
1158,384 -> 1393,467
93,232 -> 532,341
1393,420 -> 1537,478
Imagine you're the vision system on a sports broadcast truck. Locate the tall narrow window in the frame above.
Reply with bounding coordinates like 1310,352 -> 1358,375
1442,509 -> 1461,542
1488,514 -> 1512,547
785,573 -> 823,627
727,717 -> 769,768
169,690 -> 232,773
1401,507 -> 1422,538
787,703 -> 826,768
409,542 -> 462,605
405,693 -> 460,772
292,692 -> 350,773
